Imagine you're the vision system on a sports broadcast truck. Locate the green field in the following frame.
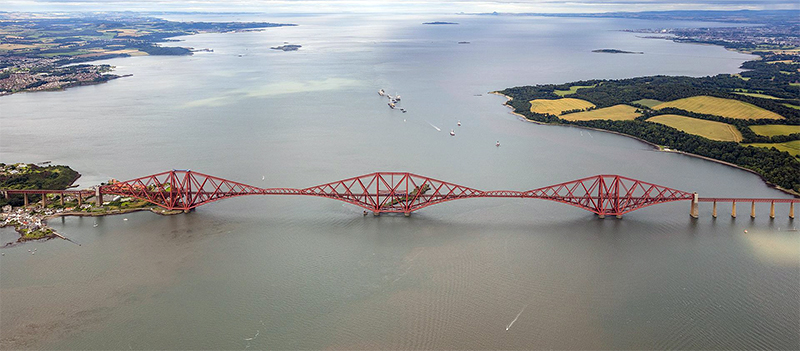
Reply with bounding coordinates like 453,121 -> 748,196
783,103 -> 800,110
632,99 -> 663,108
744,140 -> 800,156
554,84 -> 598,97
529,98 -> 596,116
561,104 -> 641,121
647,114 -> 743,142
749,125 -> 800,136
653,95 -> 785,120
733,92 -> 781,100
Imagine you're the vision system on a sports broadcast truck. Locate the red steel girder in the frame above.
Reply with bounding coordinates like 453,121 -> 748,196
87,171 -> 702,215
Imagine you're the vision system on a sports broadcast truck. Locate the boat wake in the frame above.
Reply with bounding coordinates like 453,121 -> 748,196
427,122 -> 441,132
505,305 -> 527,331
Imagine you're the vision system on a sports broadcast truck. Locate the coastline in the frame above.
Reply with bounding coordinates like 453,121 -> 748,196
494,92 -> 800,198
2,206 -> 183,247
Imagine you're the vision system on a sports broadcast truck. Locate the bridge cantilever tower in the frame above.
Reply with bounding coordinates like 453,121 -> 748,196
88,170 -> 699,217
6,170 -> 793,218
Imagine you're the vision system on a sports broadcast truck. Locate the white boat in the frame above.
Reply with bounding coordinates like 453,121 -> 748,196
450,129 -> 455,136
388,102 -> 395,109
457,120 -> 461,126
378,89 -> 385,96
395,93 -> 401,101
496,141 -> 500,147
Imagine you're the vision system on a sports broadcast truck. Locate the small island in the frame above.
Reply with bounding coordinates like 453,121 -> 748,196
271,44 -> 302,51
592,49 -> 644,54
423,21 -> 458,25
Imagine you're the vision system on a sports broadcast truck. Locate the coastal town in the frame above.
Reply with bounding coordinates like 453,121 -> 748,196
0,12 -> 292,95
0,163 -> 179,246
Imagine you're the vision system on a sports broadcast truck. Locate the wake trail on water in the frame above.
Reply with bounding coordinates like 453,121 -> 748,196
506,305 -> 528,331
426,121 -> 441,131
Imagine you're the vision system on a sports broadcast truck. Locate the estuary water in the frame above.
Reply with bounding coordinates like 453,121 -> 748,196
1,13 -> 798,349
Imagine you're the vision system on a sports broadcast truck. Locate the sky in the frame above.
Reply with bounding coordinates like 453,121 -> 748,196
3,0 -> 799,14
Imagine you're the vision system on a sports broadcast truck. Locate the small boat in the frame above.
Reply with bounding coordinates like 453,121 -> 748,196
457,120 -> 461,126
450,130 -> 456,136
400,108 -> 406,113
389,102 -> 395,109
395,94 -> 401,101
496,141 -> 500,147
378,89 -> 385,96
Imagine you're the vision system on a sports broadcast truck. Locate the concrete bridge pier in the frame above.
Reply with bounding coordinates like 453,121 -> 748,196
41,194 -> 47,207
77,193 -> 82,206
373,211 -> 380,216
24,193 -> 29,206
597,213 -> 605,219
690,193 -> 699,218
712,201 -> 717,218
750,201 -> 756,219
2,190 -> 7,199
731,201 -> 737,218
770,202 -> 775,219
95,187 -> 103,206
404,212 -> 411,217
616,214 -> 623,219
60,193 -> 65,206
790,202 -> 795,219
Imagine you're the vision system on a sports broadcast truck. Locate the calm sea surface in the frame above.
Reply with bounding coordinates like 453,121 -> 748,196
1,13 -> 798,350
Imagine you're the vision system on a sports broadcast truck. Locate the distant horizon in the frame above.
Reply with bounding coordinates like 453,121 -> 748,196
3,0 -> 799,15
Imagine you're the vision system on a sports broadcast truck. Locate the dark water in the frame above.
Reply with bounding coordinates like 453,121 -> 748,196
1,14 -> 798,350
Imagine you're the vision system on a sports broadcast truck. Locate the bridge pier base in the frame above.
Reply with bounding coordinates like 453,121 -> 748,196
404,212 -> 411,217
24,193 -> 29,206
750,201 -> 756,219
712,201 -> 717,218
790,203 -> 795,219
60,193 -> 64,206
597,214 -> 605,219
770,202 -> 775,219
77,193 -> 82,206
731,202 -> 737,218
373,212 -> 380,217
616,214 -> 622,219
95,188 -> 103,207
41,194 -> 47,207
690,193 -> 699,218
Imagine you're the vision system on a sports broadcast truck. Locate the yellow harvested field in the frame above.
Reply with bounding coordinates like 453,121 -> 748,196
653,95 -> 784,120
648,114 -> 743,142
749,125 -> 800,137
560,104 -> 641,121
0,43 -> 38,50
529,98 -> 595,116
744,141 -> 800,157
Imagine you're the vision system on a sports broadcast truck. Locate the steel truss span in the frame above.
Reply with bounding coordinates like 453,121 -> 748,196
96,170 -> 699,216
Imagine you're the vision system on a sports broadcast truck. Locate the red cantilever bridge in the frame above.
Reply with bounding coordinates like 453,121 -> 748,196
3,170 -> 797,218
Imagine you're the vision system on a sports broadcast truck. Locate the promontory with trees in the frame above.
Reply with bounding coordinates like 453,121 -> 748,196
497,18 -> 800,195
